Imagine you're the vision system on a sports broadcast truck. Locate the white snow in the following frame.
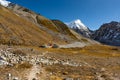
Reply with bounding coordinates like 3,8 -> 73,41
68,19 -> 88,31
0,0 -> 11,7
116,23 -> 120,28
113,33 -> 120,38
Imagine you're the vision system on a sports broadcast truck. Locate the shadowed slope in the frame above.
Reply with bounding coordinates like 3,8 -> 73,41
52,20 -> 77,39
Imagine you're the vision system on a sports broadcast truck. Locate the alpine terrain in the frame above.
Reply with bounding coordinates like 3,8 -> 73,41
0,0 -> 120,80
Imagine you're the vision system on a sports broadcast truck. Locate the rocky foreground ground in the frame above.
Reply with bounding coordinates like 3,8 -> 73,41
0,45 -> 120,80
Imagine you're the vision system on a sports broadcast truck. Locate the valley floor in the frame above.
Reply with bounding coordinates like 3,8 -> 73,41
0,44 -> 120,80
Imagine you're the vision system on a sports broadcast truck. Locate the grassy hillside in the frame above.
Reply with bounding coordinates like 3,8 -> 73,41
8,5 -> 83,44
7,4 -> 100,45
0,6 -> 54,46
52,20 -> 78,39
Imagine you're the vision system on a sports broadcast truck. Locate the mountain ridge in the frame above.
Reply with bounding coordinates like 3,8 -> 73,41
92,21 -> 120,46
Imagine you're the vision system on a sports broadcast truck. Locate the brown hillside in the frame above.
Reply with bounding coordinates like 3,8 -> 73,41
36,15 -> 59,32
0,6 -> 54,46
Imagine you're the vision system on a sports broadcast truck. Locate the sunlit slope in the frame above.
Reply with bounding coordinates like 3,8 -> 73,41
0,6 -> 54,46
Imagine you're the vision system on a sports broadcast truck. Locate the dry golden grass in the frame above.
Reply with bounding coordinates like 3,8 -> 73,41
36,15 -> 59,32
0,6 -> 64,46
50,76 -> 62,80
79,44 -> 120,57
37,44 -> 120,57
11,43 -> 120,58
15,62 -> 33,69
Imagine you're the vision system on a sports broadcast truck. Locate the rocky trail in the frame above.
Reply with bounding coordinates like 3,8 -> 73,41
60,42 -> 87,48
59,41 -> 99,48
27,64 -> 40,80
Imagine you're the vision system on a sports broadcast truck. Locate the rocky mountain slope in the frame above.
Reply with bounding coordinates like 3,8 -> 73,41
92,21 -> 120,46
68,19 -> 91,38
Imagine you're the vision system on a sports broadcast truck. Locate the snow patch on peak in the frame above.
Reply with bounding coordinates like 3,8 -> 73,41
116,23 -> 120,28
74,19 -> 82,23
0,0 -> 11,7
68,19 -> 88,30
74,19 -> 82,24
74,19 -> 87,29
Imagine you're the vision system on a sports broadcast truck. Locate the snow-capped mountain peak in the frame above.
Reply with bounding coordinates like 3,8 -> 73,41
67,19 -> 91,38
0,0 -> 11,7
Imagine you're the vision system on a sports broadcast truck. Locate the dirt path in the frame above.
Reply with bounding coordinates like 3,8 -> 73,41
60,42 -> 87,48
26,51 -> 48,80
27,64 -> 40,80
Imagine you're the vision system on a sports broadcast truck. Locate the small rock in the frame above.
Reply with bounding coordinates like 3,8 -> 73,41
101,68 -> 106,72
13,77 -> 19,80
32,78 -> 36,80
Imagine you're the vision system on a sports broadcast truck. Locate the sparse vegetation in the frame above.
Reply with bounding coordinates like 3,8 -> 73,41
16,62 -> 33,69
111,48 -> 119,51
52,20 -> 77,39
81,38 -> 88,42
12,49 -> 26,56
36,15 -> 59,32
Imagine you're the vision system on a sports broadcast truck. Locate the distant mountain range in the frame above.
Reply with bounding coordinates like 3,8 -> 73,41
68,19 -> 120,46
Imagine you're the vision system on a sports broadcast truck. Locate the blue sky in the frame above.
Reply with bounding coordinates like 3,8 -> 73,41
8,0 -> 120,30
